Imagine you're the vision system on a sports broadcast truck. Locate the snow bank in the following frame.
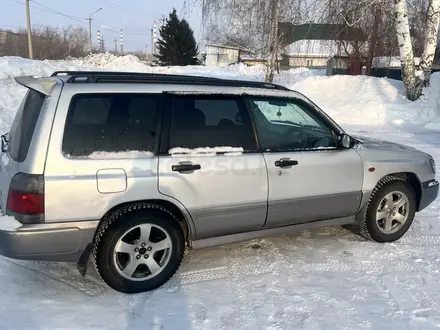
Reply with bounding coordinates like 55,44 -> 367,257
291,73 -> 440,127
79,53 -> 150,72
0,56 -> 84,80
80,52 -> 323,84
0,57 -> 90,134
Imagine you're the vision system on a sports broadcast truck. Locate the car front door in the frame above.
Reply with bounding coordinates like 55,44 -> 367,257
158,94 -> 268,240
246,96 -> 363,229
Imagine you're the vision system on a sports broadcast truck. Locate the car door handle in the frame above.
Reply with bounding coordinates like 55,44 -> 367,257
171,163 -> 201,173
275,158 -> 298,168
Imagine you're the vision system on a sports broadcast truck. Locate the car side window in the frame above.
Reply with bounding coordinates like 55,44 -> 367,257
247,97 -> 337,152
168,96 -> 257,151
62,93 -> 160,157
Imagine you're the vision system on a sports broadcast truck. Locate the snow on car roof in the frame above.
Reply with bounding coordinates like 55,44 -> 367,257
165,87 -> 305,99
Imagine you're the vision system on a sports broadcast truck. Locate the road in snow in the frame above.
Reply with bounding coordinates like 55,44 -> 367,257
0,124 -> 439,329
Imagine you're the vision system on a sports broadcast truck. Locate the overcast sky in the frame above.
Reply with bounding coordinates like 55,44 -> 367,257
0,0 -> 203,52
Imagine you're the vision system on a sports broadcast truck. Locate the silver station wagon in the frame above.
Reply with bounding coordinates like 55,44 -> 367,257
0,71 -> 437,293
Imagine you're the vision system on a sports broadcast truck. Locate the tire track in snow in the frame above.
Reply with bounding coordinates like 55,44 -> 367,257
225,242 -> 268,330
166,266 -> 230,286
2,258 -> 107,296
399,235 -> 440,245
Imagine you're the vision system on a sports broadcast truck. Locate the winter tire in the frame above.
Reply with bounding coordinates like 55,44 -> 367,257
361,176 -> 417,243
93,204 -> 185,294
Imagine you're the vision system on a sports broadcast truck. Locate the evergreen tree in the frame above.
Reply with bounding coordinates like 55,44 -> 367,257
156,9 -> 199,66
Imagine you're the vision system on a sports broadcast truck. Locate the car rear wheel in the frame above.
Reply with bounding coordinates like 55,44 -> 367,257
93,204 -> 185,294
361,176 -> 417,243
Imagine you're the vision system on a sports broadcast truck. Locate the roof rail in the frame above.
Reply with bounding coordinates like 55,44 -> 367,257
50,71 -> 290,91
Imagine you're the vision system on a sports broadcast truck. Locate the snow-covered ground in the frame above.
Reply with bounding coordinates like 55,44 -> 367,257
1,54 -> 440,329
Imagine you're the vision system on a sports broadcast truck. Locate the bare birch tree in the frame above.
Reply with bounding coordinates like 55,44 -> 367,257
394,0 -> 440,100
395,0 -> 421,101
265,0 -> 280,82
323,0 -> 438,100
419,0 -> 440,86
187,0 -> 439,97
187,0 -> 306,82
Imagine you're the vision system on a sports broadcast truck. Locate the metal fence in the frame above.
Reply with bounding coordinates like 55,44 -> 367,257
370,68 -> 440,81
328,67 -> 440,81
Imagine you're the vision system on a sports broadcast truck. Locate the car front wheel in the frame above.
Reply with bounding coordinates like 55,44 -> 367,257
362,176 -> 417,243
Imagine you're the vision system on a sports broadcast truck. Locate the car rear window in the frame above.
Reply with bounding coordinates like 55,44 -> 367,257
9,89 -> 46,162
62,93 -> 161,157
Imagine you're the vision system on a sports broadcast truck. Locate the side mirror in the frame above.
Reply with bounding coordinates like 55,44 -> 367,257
339,133 -> 355,149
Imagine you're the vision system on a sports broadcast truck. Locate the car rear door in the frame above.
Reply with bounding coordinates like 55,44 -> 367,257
157,94 -> 268,240
245,95 -> 363,229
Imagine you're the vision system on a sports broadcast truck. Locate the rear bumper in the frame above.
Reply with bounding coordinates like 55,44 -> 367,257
419,179 -> 439,211
0,220 -> 99,262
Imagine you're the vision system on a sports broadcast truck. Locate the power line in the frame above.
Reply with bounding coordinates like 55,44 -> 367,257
7,0 -> 89,27
32,0 -> 88,25
98,0 -> 129,12
9,0 -> 150,36
7,0 -> 26,6
0,24 -> 21,29
93,20 -> 150,35
6,0 -> 152,51
32,1 -> 84,20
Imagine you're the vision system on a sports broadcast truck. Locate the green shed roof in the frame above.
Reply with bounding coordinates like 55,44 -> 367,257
278,23 -> 366,45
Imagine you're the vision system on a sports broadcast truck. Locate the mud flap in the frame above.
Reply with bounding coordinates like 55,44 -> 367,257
77,243 -> 92,277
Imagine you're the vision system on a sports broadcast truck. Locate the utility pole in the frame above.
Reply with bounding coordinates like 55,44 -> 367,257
153,23 -> 157,54
151,28 -> 154,55
25,0 -> 33,59
100,36 -> 105,52
87,7 -> 102,55
88,18 -> 92,54
97,30 -> 101,53
120,29 -> 123,53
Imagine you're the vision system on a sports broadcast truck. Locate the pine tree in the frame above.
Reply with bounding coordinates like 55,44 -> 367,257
156,9 -> 199,66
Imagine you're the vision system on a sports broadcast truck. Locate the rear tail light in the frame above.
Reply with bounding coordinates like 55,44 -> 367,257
6,173 -> 44,224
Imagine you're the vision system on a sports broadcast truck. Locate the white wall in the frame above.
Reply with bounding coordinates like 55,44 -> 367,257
205,45 -> 240,67
289,56 -> 328,68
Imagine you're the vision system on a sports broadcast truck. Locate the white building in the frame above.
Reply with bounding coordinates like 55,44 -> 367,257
284,39 -> 355,68
204,44 -> 243,67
